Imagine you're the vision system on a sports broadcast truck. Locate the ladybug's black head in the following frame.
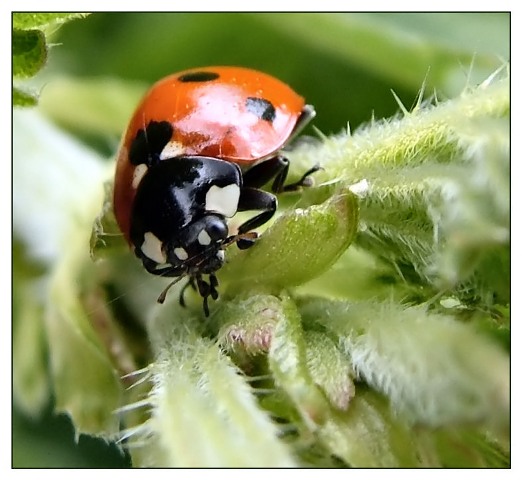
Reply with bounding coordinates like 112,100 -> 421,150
165,214 -> 228,274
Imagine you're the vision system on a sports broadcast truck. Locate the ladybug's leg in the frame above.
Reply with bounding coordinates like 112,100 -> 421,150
242,155 -> 288,190
282,164 -> 323,192
194,274 -> 219,317
209,273 -> 219,300
242,155 -> 321,193
286,104 -> 316,144
179,277 -> 196,307
233,187 -> 277,249
237,188 -> 277,232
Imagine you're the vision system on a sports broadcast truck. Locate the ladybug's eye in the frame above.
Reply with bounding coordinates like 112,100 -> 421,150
202,217 -> 228,243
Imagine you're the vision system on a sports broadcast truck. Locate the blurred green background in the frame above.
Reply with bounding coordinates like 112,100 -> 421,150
36,12 -> 509,157
13,12 -> 509,468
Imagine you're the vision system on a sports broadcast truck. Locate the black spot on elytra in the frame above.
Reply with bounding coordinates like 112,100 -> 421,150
245,97 -> 276,122
178,71 -> 220,83
129,121 -> 173,166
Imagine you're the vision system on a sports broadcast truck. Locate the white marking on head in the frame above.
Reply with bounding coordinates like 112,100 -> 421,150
216,250 -> 225,262
141,232 -> 166,264
174,247 -> 189,261
205,184 -> 240,218
132,164 -> 148,189
155,262 -> 173,270
159,140 -> 185,160
198,229 -> 212,246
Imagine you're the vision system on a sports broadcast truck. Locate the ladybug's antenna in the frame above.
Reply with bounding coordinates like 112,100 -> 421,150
155,231 -> 258,307
157,276 -> 185,304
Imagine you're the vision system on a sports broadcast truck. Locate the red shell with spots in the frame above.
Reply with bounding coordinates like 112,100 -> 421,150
114,66 -> 306,241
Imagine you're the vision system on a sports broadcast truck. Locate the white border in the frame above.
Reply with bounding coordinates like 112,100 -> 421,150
5,4 -> 515,476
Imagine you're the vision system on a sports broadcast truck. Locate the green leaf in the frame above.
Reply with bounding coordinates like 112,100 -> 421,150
12,13 -> 90,108
13,28 -> 47,78
304,298 -> 509,429
125,301 -> 297,467
46,291 -> 123,436
12,294 -> 50,416
12,13 -> 89,30
318,388 -> 420,467
13,86 -> 38,106
268,295 -> 330,429
42,172 -> 123,436
423,428 -> 510,467
12,242 -> 50,416
13,109 -> 122,436
290,72 -> 509,309
222,188 -> 359,294
431,117 -> 510,303
218,296 -> 355,413
217,294 -> 284,358
304,331 -> 355,411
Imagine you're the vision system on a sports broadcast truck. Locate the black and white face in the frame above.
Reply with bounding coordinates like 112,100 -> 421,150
129,155 -> 243,278
164,214 -> 229,274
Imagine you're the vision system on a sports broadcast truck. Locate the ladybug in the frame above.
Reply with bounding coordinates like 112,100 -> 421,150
113,66 -> 317,315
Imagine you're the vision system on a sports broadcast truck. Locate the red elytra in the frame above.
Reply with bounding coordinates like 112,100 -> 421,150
114,66 -> 306,242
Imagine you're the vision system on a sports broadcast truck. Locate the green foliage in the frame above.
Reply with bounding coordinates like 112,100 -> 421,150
12,243 -> 49,416
222,189 -> 359,292
13,13 -> 509,468
300,298 -> 508,428
291,74 -> 510,312
12,13 -> 89,30
13,87 -> 38,106
12,29 -> 47,78
12,13 -> 88,106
